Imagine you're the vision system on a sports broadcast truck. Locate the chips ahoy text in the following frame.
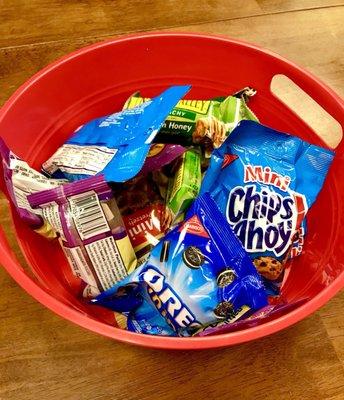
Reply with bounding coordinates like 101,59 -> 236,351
201,120 -> 334,297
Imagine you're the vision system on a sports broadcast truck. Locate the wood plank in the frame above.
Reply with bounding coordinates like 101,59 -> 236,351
0,0 -> 261,48
257,0 -> 343,12
319,290 -> 344,364
0,1 -> 343,48
1,6 -> 343,110
167,6 -> 344,97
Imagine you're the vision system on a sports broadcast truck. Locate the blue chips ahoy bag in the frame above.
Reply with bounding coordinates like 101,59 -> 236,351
201,120 -> 334,298
42,85 -> 190,183
92,193 -> 267,336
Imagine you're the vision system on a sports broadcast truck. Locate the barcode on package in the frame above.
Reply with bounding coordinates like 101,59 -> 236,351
85,236 -> 127,290
68,191 -> 109,240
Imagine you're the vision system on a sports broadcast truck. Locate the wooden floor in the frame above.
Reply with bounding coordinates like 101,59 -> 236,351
0,1 -> 343,399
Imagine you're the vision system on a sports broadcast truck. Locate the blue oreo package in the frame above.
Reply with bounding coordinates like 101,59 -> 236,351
42,85 -> 190,183
92,193 -> 267,336
201,120 -> 334,297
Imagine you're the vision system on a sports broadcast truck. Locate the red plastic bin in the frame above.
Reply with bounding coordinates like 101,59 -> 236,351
0,33 -> 343,350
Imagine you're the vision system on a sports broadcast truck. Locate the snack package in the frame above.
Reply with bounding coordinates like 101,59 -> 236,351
42,85 -> 190,183
201,120 -> 334,296
113,174 -> 172,266
232,87 -> 257,102
0,138 -> 67,237
28,175 -> 137,296
211,87 -> 258,103
92,193 -> 267,336
196,298 -> 308,336
151,169 -> 170,200
166,147 -> 202,221
140,144 -> 185,176
123,92 -> 258,152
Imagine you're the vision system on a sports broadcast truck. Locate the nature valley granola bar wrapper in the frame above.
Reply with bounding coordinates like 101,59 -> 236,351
123,92 -> 258,152
166,147 -> 202,222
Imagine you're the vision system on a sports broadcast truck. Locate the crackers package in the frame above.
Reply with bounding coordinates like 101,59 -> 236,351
140,144 -> 185,176
92,193 -> 267,336
113,174 -> 172,266
201,120 -> 334,297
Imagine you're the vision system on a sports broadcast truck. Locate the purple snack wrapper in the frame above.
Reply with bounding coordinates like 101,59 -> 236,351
196,298 -> 308,336
0,137 -> 66,230
140,144 -> 185,175
28,175 -> 137,295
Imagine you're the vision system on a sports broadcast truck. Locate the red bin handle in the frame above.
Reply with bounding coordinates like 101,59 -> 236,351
263,52 -> 344,148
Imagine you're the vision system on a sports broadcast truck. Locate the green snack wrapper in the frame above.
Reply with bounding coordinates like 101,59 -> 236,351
166,147 -> 202,220
123,92 -> 258,150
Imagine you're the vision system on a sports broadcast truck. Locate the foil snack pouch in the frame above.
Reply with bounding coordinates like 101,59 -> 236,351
113,174 -> 172,266
0,138 -> 67,238
140,144 -> 185,176
166,147 -> 202,221
92,193 -> 267,336
201,120 -> 334,297
123,92 -> 258,151
42,85 -> 190,183
197,298 -> 308,336
28,175 -> 137,296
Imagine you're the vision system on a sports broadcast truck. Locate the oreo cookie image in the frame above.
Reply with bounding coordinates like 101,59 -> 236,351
182,246 -> 205,269
217,269 -> 236,288
214,301 -> 234,319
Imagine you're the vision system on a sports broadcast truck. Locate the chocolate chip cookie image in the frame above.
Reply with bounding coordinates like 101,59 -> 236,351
253,256 -> 283,281
193,116 -> 228,148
